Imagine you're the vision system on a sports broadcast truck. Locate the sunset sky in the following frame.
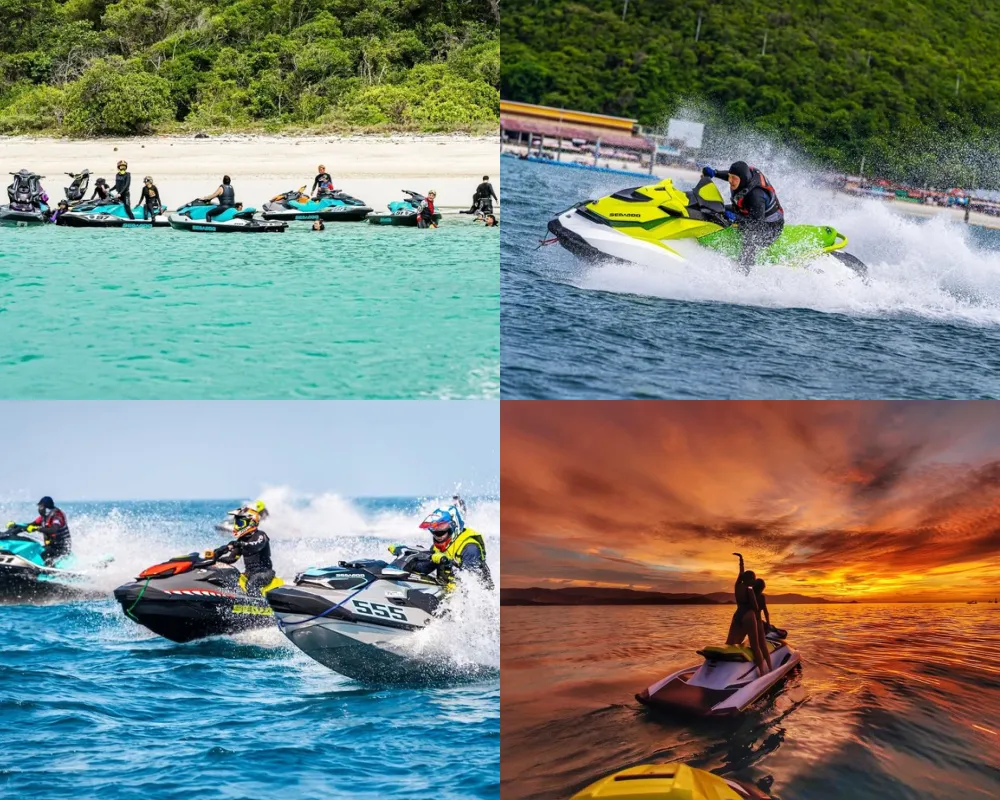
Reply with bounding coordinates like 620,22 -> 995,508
502,402 -> 1000,602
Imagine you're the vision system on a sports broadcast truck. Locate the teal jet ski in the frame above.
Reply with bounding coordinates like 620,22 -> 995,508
367,190 -> 441,226
0,525 -> 83,601
169,199 -> 288,233
57,195 -> 170,228
262,187 -> 372,222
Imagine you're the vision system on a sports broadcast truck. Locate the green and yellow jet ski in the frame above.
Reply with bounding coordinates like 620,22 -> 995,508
547,176 -> 868,281
570,763 -> 773,800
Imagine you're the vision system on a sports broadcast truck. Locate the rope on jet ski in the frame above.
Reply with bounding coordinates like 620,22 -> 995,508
536,236 -> 558,249
125,577 -> 151,621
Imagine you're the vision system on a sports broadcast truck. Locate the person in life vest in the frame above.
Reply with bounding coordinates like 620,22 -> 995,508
702,161 -> 785,272
4,496 -> 72,565
204,505 -> 279,596
200,175 -> 237,221
417,190 -> 438,229
414,501 -> 492,591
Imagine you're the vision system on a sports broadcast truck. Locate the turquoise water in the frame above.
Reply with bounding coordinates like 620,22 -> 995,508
1,496 -> 500,799
0,222 -> 498,398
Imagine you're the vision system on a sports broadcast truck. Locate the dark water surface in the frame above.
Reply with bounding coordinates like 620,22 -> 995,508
501,604 -> 1000,800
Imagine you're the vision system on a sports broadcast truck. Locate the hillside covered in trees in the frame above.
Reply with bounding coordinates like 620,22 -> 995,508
501,0 -> 1000,186
0,0 -> 499,136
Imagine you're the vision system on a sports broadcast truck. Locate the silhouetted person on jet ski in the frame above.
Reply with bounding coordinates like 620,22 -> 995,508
6,496 -> 72,566
205,506 -> 276,596
412,501 -> 492,590
201,176 -> 236,221
724,552 -> 769,676
752,577 -> 773,672
702,161 -> 785,273
113,160 -> 135,220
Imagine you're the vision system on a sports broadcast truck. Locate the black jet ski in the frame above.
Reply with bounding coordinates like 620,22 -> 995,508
636,625 -> 801,716
267,544 -> 493,684
168,200 -> 287,233
0,169 -> 49,225
114,552 -> 284,642
262,187 -> 372,221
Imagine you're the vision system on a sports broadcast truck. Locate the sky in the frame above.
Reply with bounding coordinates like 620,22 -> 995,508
0,401 -> 498,500
502,401 -> 1000,602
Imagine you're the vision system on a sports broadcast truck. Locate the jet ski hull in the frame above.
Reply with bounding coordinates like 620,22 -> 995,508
168,215 -> 288,233
637,639 -> 801,716
58,212 -> 169,228
366,212 -> 441,226
261,206 -> 371,222
0,208 -> 48,226
114,582 -> 275,642
547,207 -> 685,265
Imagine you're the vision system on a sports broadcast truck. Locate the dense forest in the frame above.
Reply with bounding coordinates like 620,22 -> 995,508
502,0 -> 1000,186
0,0 -> 499,136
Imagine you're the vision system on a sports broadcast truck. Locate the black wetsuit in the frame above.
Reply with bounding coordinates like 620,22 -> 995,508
212,530 -> 274,595
714,169 -> 784,270
312,173 -> 333,194
464,181 -> 498,214
206,184 -> 236,221
91,185 -> 109,201
139,184 -> 161,220
113,171 -> 134,219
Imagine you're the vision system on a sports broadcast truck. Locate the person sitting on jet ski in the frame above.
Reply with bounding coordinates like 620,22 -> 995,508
312,165 -> 334,197
724,552 -> 769,676
200,176 -> 237,221
701,161 -> 785,273
204,506 -> 276,596
412,502 -> 492,590
91,177 -> 110,201
113,160 -> 135,220
5,496 -> 72,566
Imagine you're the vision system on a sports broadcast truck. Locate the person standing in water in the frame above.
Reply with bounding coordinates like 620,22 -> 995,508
417,190 -> 438,229
201,176 -> 236,221
138,176 -> 162,220
725,552 -> 769,676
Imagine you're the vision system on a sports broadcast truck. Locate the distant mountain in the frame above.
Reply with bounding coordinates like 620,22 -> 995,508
500,587 -> 833,606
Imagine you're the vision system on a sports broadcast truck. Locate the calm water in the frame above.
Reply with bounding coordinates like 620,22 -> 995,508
501,604 -> 1000,800
501,157 -> 1000,399
0,222 -> 498,399
1,497 -> 500,799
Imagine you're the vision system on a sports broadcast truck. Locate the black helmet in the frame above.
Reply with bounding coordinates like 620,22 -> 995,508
37,496 -> 55,509
728,161 -> 752,188
96,177 -> 107,186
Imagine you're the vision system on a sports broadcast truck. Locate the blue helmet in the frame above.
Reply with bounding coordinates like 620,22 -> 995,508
420,504 -> 465,538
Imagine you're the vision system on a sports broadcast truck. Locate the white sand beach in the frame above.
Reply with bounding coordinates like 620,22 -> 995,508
1,134 -> 499,214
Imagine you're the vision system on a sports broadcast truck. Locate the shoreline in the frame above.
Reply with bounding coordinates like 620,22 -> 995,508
2,134 -> 500,212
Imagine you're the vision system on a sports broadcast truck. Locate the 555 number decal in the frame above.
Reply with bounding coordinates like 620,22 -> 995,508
352,599 -> 408,621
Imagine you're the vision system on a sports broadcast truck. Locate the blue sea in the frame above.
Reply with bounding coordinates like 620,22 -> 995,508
501,156 -> 1000,399
0,221 -> 499,399
0,496 -> 500,799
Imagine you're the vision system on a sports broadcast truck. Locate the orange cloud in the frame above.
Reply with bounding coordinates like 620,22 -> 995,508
501,402 -> 1000,602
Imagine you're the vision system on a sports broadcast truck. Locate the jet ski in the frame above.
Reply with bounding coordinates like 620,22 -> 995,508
548,176 -> 869,281
366,190 -> 441,226
57,194 -> 170,228
267,544 -> 489,684
114,552 -> 284,642
63,169 -> 92,206
262,186 -> 372,222
571,763 -> 774,800
0,169 -> 49,225
636,625 -> 801,716
0,526 -> 83,601
168,200 -> 288,233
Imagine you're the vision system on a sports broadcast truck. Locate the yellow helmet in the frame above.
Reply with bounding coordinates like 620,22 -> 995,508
232,508 -> 260,538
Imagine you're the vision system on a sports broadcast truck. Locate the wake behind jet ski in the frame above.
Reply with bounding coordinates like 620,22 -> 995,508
262,187 -> 372,222
267,544 -> 493,684
0,169 -> 49,226
367,190 -> 441,227
169,199 -> 287,233
547,175 -> 868,281
114,551 -> 284,641
636,625 -> 801,716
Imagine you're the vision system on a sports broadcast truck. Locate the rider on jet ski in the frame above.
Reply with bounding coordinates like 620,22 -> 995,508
204,505 -> 275,596
701,161 -> 785,272
5,496 -> 72,565
411,500 -> 493,590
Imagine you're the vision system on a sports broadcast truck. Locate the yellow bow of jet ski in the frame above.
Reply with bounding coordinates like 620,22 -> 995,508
570,763 -> 774,800
547,177 -> 868,281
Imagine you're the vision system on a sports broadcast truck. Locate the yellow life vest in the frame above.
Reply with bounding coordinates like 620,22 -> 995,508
435,527 -> 487,589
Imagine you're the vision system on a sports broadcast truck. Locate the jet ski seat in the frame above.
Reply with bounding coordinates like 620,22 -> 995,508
698,639 -> 785,662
